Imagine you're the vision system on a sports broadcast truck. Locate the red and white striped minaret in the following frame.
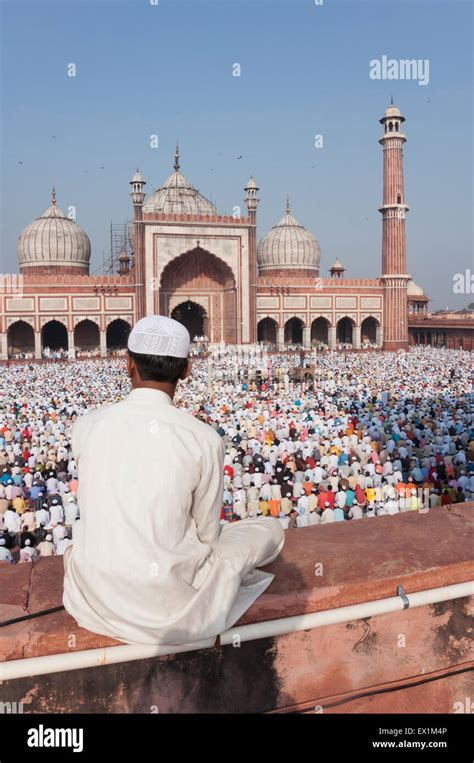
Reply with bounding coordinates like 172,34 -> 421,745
130,169 -> 146,319
379,102 -> 411,351
244,176 -> 260,343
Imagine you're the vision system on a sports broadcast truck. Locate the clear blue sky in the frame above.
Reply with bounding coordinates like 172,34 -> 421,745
1,0 -> 472,308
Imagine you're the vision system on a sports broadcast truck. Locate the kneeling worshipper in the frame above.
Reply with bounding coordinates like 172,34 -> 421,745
63,315 -> 285,648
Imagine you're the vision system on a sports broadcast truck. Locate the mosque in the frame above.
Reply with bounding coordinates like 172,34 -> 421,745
1,103 -> 472,359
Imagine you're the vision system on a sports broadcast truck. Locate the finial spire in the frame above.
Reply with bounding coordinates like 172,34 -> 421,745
285,194 -> 290,214
390,93 -> 394,105
51,185 -> 57,205
174,142 -> 180,171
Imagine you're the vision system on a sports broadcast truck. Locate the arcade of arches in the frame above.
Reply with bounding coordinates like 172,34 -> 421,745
409,329 -> 473,350
5,318 -> 132,358
256,316 -> 382,350
160,248 -> 237,343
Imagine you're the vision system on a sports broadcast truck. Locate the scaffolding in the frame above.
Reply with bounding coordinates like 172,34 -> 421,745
102,220 -> 134,275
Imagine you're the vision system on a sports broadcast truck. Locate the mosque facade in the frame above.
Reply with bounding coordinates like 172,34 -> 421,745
1,103 -> 472,360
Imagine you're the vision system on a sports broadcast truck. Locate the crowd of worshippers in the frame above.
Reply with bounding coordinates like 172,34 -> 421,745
0,345 -> 472,561
0,464 -> 79,563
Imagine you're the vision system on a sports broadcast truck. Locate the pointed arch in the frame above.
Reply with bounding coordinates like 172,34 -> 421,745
7,320 -> 35,357
41,320 -> 68,351
284,316 -> 304,346
336,316 -> 355,345
74,319 -> 100,350
106,318 -> 131,350
257,317 -> 278,345
160,246 -> 237,343
311,316 -> 330,346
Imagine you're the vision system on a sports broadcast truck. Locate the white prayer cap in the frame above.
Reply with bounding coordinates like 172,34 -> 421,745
128,315 -> 190,358
25,539 -> 31,546
0,538 -> 5,546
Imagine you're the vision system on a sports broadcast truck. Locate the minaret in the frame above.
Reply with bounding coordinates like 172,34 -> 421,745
379,102 -> 410,351
130,169 -> 146,319
244,176 -> 260,343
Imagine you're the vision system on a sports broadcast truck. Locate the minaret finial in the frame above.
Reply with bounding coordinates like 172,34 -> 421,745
390,93 -> 394,105
174,142 -> 180,171
285,194 -> 290,214
51,185 -> 57,205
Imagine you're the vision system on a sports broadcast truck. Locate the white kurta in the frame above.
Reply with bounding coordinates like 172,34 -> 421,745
63,388 -> 284,647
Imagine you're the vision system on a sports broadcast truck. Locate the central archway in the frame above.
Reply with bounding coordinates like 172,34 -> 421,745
160,247 -> 237,344
171,300 -> 208,340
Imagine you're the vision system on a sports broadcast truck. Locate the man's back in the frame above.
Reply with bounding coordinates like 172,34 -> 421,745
63,387 -> 227,645
64,314 -> 284,648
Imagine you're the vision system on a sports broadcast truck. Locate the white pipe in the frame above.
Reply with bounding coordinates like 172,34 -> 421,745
220,580 -> 474,645
1,581 -> 472,682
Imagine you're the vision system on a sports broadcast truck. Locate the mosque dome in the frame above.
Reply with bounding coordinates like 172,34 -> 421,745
257,197 -> 320,274
407,280 -> 425,297
142,145 -> 218,217
17,188 -> 91,274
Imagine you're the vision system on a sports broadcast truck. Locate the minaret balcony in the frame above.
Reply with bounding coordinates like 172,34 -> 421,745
378,203 -> 410,215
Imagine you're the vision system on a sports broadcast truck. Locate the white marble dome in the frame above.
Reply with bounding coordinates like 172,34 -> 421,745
257,199 -> 320,273
17,189 -> 91,270
142,147 -> 217,217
